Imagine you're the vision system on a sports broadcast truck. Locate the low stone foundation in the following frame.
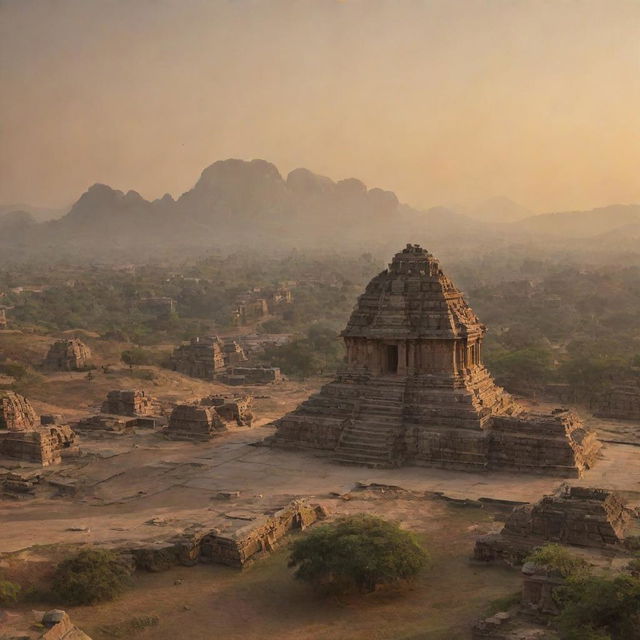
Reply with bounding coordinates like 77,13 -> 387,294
165,404 -> 227,441
474,485 -> 632,565
123,499 -> 327,571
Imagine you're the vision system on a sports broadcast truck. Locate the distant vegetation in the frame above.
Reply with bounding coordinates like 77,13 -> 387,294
289,514 -> 429,595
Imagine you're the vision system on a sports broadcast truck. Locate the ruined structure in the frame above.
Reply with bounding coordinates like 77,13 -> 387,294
169,336 -> 226,380
233,294 -> 269,326
221,366 -> 283,385
200,394 -> 253,426
272,244 -> 600,475
0,391 -> 38,431
74,414 -> 135,436
166,404 -> 227,440
139,296 -> 176,318
595,380 -> 640,420
42,338 -> 93,371
101,389 -> 159,417
0,305 -> 8,329
474,485 -> 631,564
222,340 -> 248,366
0,394 -> 76,465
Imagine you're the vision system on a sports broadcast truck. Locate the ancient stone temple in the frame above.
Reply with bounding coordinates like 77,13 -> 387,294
0,392 -> 76,465
165,404 -> 227,441
169,336 -> 226,380
272,244 -> 600,476
101,389 -> 159,417
42,338 -> 93,371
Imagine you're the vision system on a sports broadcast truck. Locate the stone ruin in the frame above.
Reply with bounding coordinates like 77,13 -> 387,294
165,404 -> 227,441
42,338 -> 93,371
474,484 -> 632,564
222,340 -> 248,366
73,414 -> 136,436
0,392 -> 76,466
200,394 -> 253,426
169,336 -> 226,380
2,609 -> 93,640
0,390 -> 38,431
595,380 -> 640,420
271,244 -> 601,476
221,366 -> 283,385
101,389 -> 159,417
0,305 -> 7,329
166,394 -> 255,440
123,499 -> 326,571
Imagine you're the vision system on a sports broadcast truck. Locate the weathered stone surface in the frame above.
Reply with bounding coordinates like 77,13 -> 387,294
271,244 -> 601,476
0,391 -> 38,431
595,380 -> 640,420
0,424 -> 76,466
42,338 -> 92,371
166,404 -> 227,441
221,366 -> 283,385
73,414 -> 135,435
101,389 -> 159,417
169,336 -> 226,380
474,484 -> 632,564
222,340 -> 248,366
124,499 -> 326,571
200,394 -> 253,426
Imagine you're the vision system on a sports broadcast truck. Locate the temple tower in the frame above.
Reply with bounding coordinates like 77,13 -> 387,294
272,244 -> 600,476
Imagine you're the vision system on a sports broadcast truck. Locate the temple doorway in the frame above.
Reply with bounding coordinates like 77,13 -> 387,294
386,344 -> 399,374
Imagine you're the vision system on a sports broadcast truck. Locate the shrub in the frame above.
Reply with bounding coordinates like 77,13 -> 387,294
555,573 -> 640,640
121,347 -> 158,367
288,514 -> 429,595
51,548 -> 132,605
526,543 -> 590,579
0,578 -> 20,604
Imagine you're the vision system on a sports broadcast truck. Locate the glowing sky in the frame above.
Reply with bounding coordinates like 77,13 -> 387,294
1,0 -> 640,212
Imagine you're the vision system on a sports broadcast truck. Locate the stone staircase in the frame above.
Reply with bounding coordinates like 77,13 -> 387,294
333,381 -> 405,468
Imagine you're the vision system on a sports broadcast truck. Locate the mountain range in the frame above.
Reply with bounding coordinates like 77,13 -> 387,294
1,158 -> 639,261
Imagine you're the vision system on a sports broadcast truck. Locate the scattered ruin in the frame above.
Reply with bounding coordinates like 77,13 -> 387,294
42,338 -> 93,371
165,404 -> 227,440
73,414 -> 136,436
101,389 -> 160,417
200,394 -> 253,426
595,380 -> 640,420
221,366 -> 283,385
222,340 -> 248,366
169,336 -> 226,380
271,244 -> 600,475
139,296 -> 176,318
2,609 -> 93,640
474,485 -> 632,564
0,391 -> 38,431
123,499 -> 326,571
0,394 -> 76,465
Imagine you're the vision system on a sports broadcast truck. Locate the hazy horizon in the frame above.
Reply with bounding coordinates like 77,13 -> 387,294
2,0 -> 640,213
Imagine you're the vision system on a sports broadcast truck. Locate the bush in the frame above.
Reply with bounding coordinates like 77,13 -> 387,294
288,514 -> 429,595
51,548 -> 132,605
555,573 -> 640,640
121,347 -> 158,367
0,578 -> 20,604
526,543 -> 590,579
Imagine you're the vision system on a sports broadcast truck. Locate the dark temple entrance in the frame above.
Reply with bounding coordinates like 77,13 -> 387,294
386,344 -> 399,374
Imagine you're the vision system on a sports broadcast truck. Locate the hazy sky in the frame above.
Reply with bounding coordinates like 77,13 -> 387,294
1,0 -> 640,212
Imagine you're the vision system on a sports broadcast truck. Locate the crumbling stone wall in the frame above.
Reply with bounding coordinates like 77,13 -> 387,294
0,424 -> 75,466
169,336 -> 226,380
221,366 -> 283,385
222,340 -> 248,366
0,391 -> 38,431
595,381 -> 640,420
101,389 -> 159,417
200,394 -> 253,426
42,338 -> 92,371
474,485 -> 631,564
166,404 -> 227,440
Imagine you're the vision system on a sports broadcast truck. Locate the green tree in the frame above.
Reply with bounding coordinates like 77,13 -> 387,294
51,548 -> 132,606
289,514 -> 429,595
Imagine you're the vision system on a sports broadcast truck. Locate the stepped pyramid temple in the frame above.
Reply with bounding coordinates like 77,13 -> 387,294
272,244 -> 600,476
